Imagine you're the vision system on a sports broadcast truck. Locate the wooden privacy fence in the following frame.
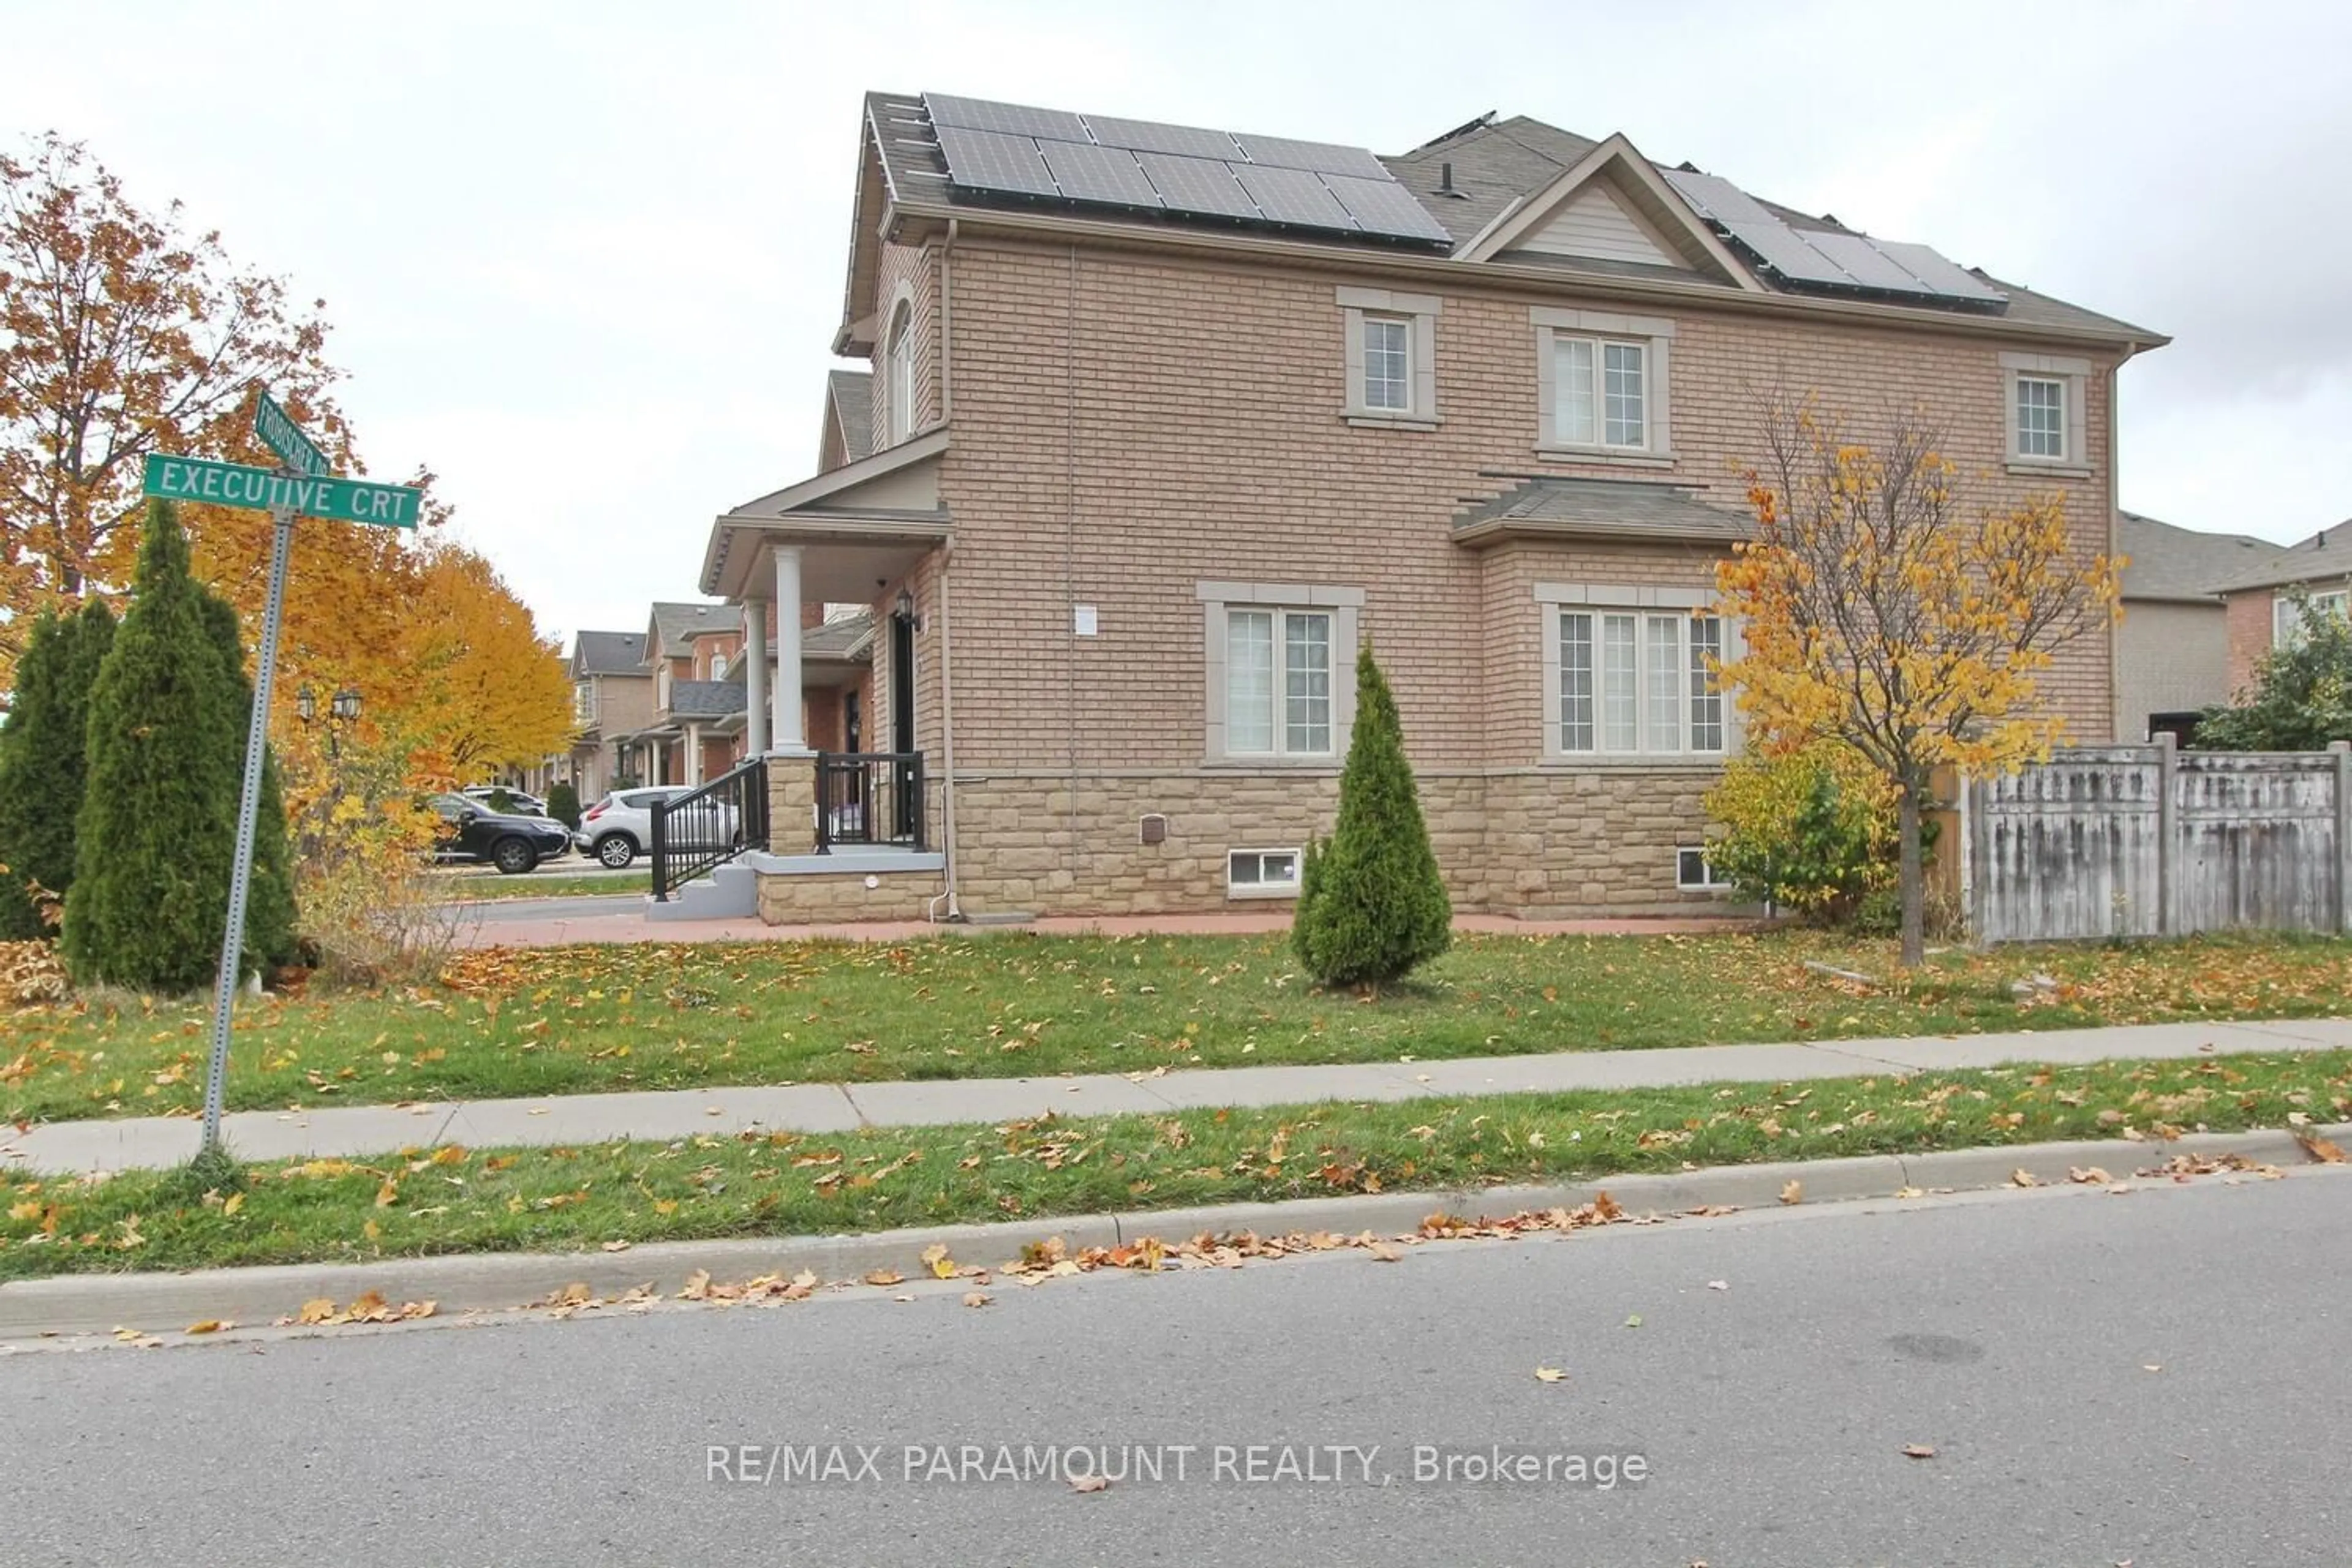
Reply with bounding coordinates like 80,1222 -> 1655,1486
1966,739 -> 2352,944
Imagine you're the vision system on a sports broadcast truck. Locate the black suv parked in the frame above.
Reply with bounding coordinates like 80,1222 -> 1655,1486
429,793 -> 573,874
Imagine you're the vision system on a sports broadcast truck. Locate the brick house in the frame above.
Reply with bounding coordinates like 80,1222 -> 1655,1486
2113,512 -> 2286,741
565,630 -> 655,799
2214,519 -> 2352,697
674,92 -> 2162,924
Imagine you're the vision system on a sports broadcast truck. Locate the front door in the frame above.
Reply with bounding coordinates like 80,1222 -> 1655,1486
890,609 -> 916,839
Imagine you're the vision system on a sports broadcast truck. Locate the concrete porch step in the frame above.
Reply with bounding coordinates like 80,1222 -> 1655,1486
645,860 -> 758,921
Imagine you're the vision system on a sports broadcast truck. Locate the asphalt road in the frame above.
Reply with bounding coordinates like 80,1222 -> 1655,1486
5,1170 -> 2347,1567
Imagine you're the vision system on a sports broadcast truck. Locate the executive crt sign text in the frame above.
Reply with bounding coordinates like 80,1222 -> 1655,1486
141,453 -> 420,529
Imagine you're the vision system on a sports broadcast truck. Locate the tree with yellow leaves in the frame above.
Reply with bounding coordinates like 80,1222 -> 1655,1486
401,545 -> 573,781
1711,393 -> 2119,965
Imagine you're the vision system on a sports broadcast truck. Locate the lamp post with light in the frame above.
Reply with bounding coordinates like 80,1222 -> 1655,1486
296,686 -> 363,756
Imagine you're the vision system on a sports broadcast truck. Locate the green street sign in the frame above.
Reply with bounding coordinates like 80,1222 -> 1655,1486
254,391 -> 329,477
141,453 -> 421,529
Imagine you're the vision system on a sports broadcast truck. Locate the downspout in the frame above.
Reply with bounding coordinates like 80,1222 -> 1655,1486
1066,244 -> 1080,878
927,221 -> 962,922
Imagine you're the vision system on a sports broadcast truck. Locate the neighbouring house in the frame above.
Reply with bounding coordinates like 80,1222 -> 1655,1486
2213,518 -> 2352,699
566,630 -> 656,799
2114,512 -> 2288,742
673,91 -> 2163,925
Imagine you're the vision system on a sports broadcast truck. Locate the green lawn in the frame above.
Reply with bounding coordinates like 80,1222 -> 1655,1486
4,1050 -> 2344,1280
437,871 -> 644,903
6,929 -> 2350,1128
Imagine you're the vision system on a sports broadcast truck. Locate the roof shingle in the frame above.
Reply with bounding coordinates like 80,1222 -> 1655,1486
2117,512 -> 2289,603
1453,477 -> 1751,545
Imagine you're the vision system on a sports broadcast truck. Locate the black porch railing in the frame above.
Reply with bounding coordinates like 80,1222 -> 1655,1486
651,755 -> 769,900
816,752 -> 925,852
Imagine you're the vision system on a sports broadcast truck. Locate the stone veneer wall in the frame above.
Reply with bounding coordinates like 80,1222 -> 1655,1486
943,766 -> 1722,919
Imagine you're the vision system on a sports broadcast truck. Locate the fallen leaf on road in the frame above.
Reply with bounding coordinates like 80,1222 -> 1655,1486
1779,1180 -> 1804,1205
864,1268 -> 905,1287
963,1291 -> 992,1308
2009,1169 -> 2040,1188
2069,1166 -> 2112,1185
1893,1186 -> 1925,1199
1706,1280 -> 1728,1291
297,1297 -> 337,1325
1901,1443 -> 1936,1460
601,1240 -> 631,1253
1069,1474 -> 1111,1494
1624,1314 -> 1643,1329
679,1270 -> 712,1301
2297,1134 -> 2346,1164
1534,1366 -> 1566,1383
2142,1363 -> 2163,1373
184,1319 -> 225,1335
1368,1242 -> 1405,1263
922,1243 -> 957,1280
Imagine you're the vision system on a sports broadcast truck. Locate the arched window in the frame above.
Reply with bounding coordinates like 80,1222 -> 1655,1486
886,301 -> 915,444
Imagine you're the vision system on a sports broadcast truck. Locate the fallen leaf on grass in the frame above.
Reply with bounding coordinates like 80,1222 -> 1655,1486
1534,1366 -> 1566,1383
1779,1180 -> 1804,1205
1901,1443 -> 1936,1460
601,1240 -> 631,1253
1069,1474 -> 1112,1494
221,1193 -> 244,1216
2297,1134 -> 2346,1164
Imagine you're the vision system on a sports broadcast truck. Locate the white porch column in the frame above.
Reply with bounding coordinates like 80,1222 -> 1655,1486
685,722 -> 704,786
742,596 -> 770,756
771,545 -> 806,753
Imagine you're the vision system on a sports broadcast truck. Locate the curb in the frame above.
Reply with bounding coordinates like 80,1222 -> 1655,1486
3,1125 -> 2343,1340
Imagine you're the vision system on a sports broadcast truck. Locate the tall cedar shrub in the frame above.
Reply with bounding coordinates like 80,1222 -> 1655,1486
64,502 -> 244,990
1292,646 -> 1451,988
546,780 -> 582,831
0,601 -> 115,937
198,592 -> 299,971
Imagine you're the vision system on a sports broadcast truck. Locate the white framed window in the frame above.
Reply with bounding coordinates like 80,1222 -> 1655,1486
886,300 -> 916,445
574,682 -> 597,725
2275,589 -> 2350,649
1676,847 -> 1733,891
1227,848 -> 1303,899
1362,314 -> 1411,412
1540,583 -> 1732,761
1336,286 -> 1439,425
1227,608 -> 1333,756
1533,307 -> 1673,461
2000,352 -> 2089,471
709,652 -> 730,682
1198,581 -> 1363,763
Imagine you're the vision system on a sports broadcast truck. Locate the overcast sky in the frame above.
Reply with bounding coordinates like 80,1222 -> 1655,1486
7,0 -> 2346,644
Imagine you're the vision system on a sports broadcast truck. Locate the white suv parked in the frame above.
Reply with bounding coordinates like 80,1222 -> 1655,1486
576,786 -> 742,869
576,786 -> 685,869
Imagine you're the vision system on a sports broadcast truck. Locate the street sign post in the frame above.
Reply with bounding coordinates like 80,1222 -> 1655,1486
139,396 -> 419,1155
142,453 -> 423,530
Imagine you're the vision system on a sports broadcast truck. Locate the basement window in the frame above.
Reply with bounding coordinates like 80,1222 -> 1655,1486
1227,848 -> 1303,899
1676,847 -> 1733,891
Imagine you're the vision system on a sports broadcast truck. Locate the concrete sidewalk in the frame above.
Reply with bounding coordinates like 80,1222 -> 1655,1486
7,1016 -> 2347,1175
446,905 -> 1758,949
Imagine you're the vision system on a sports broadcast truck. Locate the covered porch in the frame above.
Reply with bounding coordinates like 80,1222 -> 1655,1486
652,432 -> 951,922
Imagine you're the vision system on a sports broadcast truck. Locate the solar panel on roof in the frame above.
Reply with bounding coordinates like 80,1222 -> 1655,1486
1134,153 -> 1261,219
1232,134 -> 1390,180
1661,168 -> 1772,225
1874,240 -> 2008,302
1806,232 -> 1935,295
1036,140 -> 1160,207
1718,218 -> 1852,286
935,126 -> 1061,198
1079,115 -> 1242,160
924,93 -> 1089,142
1321,172 -> 1452,243
1230,164 -> 1357,230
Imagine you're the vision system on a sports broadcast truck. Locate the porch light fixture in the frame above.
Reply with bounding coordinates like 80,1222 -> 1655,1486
894,588 -> 915,625
295,685 -> 316,723
331,688 -> 363,722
